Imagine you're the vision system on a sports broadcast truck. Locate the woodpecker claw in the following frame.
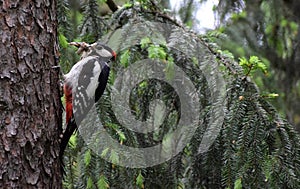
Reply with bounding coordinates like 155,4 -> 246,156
52,65 -> 60,69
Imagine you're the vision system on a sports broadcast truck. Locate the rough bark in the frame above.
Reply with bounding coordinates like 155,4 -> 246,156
0,0 -> 62,188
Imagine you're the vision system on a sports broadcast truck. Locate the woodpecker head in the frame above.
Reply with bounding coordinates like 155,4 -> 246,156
69,42 -> 116,62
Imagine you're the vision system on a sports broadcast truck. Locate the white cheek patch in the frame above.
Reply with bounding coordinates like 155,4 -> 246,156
97,49 -> 112,58
85,61 -> 101,99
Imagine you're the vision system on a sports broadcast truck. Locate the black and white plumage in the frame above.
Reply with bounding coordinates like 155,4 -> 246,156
60,42 -> 116,160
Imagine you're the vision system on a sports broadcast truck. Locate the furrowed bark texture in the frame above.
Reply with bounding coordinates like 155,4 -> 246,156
0,0 -> 62,188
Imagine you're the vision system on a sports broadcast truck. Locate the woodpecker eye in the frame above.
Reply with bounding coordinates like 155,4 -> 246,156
96,43 -> 104,50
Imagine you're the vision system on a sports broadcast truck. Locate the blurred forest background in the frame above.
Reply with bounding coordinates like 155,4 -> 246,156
57,0 -> 300,188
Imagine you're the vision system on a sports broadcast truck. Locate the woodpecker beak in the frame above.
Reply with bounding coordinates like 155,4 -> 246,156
69,42 -> 91,55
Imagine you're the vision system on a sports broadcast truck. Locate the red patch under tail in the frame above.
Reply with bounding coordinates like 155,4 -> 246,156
64,84 -> 73,124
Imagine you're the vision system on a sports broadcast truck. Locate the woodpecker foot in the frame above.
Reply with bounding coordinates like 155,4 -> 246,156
52,65 -> 60,69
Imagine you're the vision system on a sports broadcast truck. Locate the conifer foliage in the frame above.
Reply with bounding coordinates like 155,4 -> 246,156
58,1 -> 300,188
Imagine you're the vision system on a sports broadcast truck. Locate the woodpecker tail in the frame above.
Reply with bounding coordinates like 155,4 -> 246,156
59,116 -> 77,160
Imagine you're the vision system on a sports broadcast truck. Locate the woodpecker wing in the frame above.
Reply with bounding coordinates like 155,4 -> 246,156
72,56 -> 110,126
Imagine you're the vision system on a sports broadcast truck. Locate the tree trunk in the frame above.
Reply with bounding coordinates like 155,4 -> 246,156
0,0 -> 62,188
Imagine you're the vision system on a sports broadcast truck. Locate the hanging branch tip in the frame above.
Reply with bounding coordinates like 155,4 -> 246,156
106,0 -> 118,12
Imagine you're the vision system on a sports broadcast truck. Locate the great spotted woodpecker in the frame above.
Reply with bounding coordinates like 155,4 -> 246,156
59,42 -> 116,159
